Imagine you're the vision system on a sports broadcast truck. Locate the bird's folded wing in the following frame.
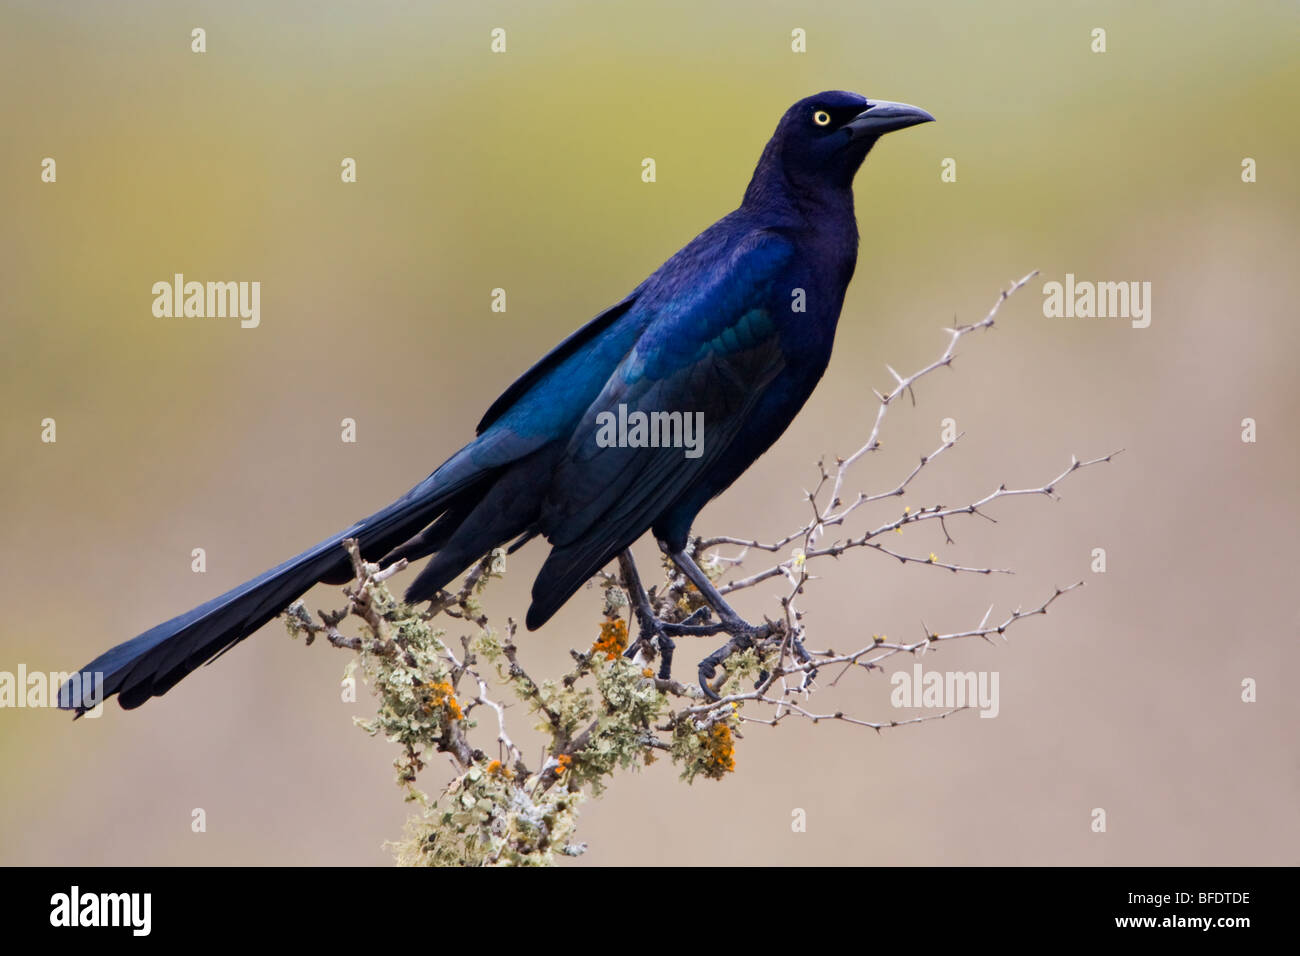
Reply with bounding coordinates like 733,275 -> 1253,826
475,291 -> 642,436
531,233 -> 794,598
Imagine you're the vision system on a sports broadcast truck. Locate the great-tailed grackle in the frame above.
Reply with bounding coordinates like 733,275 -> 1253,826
62,90 -> 933,713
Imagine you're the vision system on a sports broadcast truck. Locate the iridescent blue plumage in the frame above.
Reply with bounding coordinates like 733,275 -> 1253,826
63,90 -> 934,712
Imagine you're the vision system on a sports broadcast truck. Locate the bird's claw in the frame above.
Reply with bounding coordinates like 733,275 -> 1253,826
697,658 -> 722,701
679,606 -> 714,627
695,622 -> 763,701
625,615 -> 676,680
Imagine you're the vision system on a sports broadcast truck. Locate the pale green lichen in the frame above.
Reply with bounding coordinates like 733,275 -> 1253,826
566,656 -> 669,793
293,540 -> 747,866
393,764 -> 586,867
714,644 -> 777,698
346,586 -> 467,791
672,708 -> 741,783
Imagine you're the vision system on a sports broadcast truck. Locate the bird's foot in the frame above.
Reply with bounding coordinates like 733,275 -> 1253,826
629,602 -> 727,678
756,631 -> 816,690
618,549 -> 682,679
696,618 -> 770,701
620,610 -> 675,679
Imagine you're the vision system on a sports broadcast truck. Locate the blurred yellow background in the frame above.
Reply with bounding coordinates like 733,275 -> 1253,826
2,0 -> 1297,865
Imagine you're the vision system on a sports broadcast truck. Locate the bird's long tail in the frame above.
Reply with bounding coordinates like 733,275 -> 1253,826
59,469 -> 478,715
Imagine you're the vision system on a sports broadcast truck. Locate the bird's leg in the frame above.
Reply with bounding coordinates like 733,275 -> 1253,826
663,544 -> 770,699
663,545 -> 754,632
616,550 -> 674,680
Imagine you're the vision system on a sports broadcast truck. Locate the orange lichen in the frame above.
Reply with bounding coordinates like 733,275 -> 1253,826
592,619 -> 629,660
704,723 -> 736,775
427,680 -> 463,720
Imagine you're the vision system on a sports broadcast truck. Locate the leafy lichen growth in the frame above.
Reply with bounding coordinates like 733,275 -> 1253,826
672,707 -> 741,782
393,764 -> 587,867
566,655 -> 669,794
347,584 -> 469,790
292,538 -> 749,866
714,645 -> 776,698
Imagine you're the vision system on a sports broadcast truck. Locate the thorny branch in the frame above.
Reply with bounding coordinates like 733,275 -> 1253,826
285,272 -> 1118,865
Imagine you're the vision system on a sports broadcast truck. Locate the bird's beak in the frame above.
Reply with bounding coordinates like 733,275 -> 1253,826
845,100 -> 935,140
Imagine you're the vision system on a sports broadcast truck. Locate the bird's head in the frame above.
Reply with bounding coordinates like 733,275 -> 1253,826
747,90 -> 934,203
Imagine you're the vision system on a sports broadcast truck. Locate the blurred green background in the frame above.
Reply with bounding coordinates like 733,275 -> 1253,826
2,0 -> 1297,865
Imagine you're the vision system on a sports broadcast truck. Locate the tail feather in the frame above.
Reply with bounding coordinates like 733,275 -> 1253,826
61,469 -> 479,714
402,451 -> 555,603
525,535 -> 633,631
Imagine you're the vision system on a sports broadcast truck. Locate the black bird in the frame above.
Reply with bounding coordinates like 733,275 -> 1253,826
62,90 -> 933,714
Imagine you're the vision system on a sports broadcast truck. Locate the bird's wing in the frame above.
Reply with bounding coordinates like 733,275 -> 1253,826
527,231 -> 795,624
475,291 -> 642,435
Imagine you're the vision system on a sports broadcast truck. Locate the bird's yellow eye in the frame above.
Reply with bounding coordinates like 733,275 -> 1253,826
812,110 -> 831,127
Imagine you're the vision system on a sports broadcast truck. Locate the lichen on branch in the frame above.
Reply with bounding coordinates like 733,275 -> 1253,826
283,274 -> 1116,865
